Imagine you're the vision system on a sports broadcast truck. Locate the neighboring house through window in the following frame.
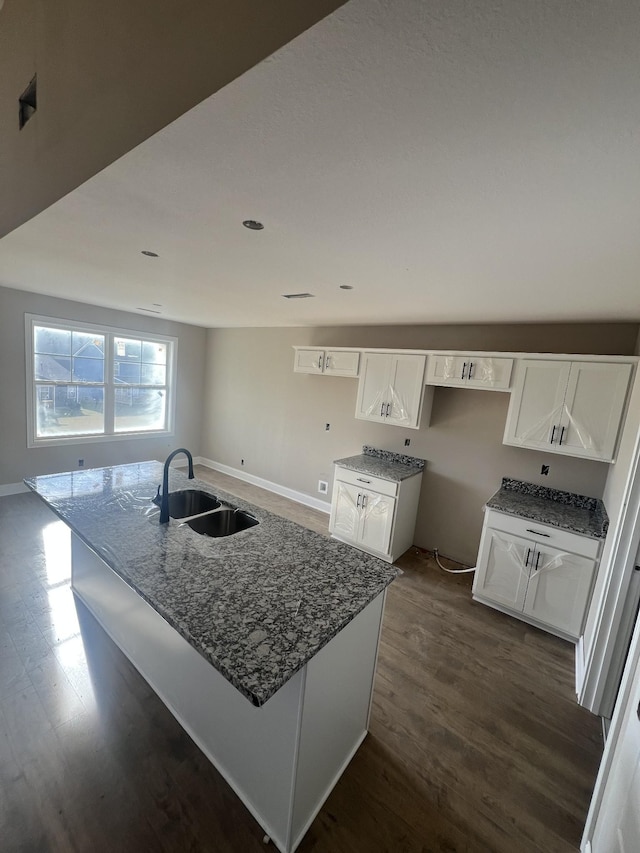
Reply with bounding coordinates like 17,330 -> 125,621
26,314 -> 177,446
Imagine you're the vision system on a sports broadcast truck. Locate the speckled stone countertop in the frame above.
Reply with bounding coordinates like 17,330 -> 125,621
485,478 -> 609,540
333,445 -> 425,481
25,462 -> 398,707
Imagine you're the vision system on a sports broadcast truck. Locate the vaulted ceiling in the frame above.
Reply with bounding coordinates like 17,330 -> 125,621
1,0 -> 639,328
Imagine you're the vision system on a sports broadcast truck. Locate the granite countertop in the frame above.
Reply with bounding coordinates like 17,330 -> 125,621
485,478 -> 609,540
333,445 -> 425,482
25,461 -> 398,707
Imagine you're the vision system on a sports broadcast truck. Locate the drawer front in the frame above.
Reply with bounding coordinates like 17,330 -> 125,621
324,350 -> 360,377
485,509 -> 601,560
334,466 -> 399,498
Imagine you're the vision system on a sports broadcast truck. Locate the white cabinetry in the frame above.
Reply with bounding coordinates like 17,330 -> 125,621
473,509 -> 601,640
426,354 -> 513,390
294,348 -> 360,377
329,466 -> 422,563
503,360 -> 632,461
355,352 -> 429,429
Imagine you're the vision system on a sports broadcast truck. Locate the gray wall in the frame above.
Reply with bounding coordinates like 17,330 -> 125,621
0,285 -> 206,486
202,323 -> 638,565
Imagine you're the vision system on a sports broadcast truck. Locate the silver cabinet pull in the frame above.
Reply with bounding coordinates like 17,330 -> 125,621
526,529 -> 550,537
356,493 -> 362,508
356,478 -> 371,484
559,425 -> 566,445
535,551 -> 542,570
461,362 -> 468,379
385,402 -> 391,417
380,402 -> 385,417
468,361 -> 474,379
525,548 -> 531,567
318,355 -> 323,370
362,494 -> 368,508
550,425 -> 557,444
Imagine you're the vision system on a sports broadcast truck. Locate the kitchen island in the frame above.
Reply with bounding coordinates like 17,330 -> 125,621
25,461 -> 398,853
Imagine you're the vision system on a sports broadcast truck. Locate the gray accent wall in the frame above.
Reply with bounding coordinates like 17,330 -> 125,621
202,324 -> 638,565
0,285 -> 206,488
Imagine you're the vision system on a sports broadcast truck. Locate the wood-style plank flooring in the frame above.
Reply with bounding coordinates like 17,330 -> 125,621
0,467 -> 603,852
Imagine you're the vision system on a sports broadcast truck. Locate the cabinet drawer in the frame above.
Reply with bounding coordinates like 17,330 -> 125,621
484,509 -> 601,560
334,467 -> 399,498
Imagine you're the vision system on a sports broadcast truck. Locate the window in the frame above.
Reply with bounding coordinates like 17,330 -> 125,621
26,315 -> 177,446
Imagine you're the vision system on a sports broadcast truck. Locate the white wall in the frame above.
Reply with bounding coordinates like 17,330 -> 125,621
201,323 -> 638,564
0,285 -> 206,489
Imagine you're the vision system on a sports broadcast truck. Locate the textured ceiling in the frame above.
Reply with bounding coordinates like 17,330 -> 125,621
1,0 -> 639,328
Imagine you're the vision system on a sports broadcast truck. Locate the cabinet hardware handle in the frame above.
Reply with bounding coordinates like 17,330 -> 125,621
362,494 -> 368,508
461,362 -> 467,379
356,493 -> 362,508
318,355 -> 323,369
525,548 -> 531,567
386,402 -> 391,417
469,362 -> 474,379
535,551 -> 542,570
325,356 -> 330,369
380,402 -> 385,417
356,478 -> 371,484
526,529 -> 550,537
559,426 -> 566,445
550,425 -> 557,444
637,700 -> 640,722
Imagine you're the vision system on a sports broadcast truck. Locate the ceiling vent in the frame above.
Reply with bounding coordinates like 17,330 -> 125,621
282,293 -> 315,299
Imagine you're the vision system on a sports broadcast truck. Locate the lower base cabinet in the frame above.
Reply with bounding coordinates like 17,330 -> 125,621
472,509 -> 601,641
329,466 -> 422,563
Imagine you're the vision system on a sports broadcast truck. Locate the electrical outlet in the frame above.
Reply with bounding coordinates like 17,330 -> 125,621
541,464 -> 550,476
318,480 -> 328,494
404,438 -> 411,446
78,459 -> 84,467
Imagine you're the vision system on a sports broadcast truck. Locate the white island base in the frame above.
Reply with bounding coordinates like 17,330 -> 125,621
71,534 -> 385,853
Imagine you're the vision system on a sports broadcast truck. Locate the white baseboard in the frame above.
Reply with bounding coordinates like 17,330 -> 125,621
194,457 -> 332,515
0,482 -> 29,497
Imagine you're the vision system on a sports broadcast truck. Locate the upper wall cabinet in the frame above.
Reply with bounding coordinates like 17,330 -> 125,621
293,348 -> 360,377
503,360 -> 633,462
355,352 -> 429,429
426,354 -> 513,390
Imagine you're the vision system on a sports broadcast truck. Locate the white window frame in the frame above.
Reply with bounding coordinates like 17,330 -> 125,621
25,314 -> 177,448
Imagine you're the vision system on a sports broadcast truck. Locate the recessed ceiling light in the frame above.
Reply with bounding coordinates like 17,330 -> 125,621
243,220 -> 264,231
339,285 -> 354,290
141,250 -> 159,257
282,293 -> 315,299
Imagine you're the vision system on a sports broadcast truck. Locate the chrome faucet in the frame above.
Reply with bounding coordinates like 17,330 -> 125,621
157,448 -> 194,523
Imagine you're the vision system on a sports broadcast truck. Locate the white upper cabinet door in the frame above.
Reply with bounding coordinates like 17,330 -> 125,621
294,348 -> 325,374
323,350 -> 360,377
503,360 -> 571,450
387,354 -> 427,427
522,546 -> 597,639
426,354 -> 513,390
355,353 -> 391,422
473,528 -> 531,612
558,362 -> 632,461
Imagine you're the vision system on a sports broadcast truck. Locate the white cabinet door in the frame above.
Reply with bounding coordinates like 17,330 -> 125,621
355,353 -> 391,422
359,491 -> 395,556
294,348 -> 325,374
426,355 -> 513,390
522,546 -> 596,638
329,481 -> 361,543
559,362 -> 632,461
473,528 -> 531,611
503,360 -> 571,450
324,350 -> 360,377
387,354 -> 426,427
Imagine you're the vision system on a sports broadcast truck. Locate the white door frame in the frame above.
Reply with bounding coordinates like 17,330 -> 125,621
581,571 -> 640,849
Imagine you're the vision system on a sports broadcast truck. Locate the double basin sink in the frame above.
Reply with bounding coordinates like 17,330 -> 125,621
161,489 -> 259,537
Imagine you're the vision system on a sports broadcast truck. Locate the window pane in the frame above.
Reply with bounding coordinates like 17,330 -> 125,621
114,388 -> 166,433
35,326 -> 71,356
72,331 -> 104,356
141,363 -> 166,385
72,356 -> 104,383
36,386 -> 104,437
116,362 -> 141,384
142,341 -> 167,365
34,355 -> 71,382
114,337 -> 141,361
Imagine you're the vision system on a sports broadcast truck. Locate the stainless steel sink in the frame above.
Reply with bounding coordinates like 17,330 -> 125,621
186,508 -> 259,537
160,490 -> 221,519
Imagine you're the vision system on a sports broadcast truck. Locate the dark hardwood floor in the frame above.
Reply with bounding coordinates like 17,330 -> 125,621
0,471 -> 603,852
